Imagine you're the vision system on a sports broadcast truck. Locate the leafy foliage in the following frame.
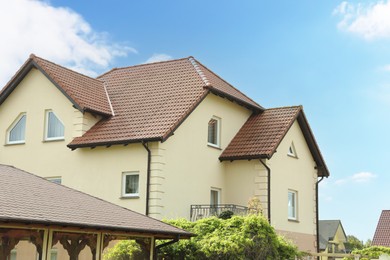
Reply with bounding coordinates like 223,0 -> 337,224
343,246 -> 390,260
345,235 -> 364,251
103,215 -> 303,260
103,240 -> 142,260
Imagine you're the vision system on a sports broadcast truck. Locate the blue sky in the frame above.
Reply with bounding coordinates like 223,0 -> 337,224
1,0 -> 389,241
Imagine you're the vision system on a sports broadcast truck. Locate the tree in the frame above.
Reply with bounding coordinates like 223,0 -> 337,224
345,235 -> 364,251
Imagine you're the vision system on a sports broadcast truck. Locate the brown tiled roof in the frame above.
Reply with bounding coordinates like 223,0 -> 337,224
372,210 -> 390,247
0,55 -> 113,116
68,57 -> 262,148
0,164 -> 192,238
220,106 -> 329,177
220,106 -> 301,160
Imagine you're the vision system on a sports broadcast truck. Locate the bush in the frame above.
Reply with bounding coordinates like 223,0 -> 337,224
343,246 -> 390,260
104,215 -> 303,260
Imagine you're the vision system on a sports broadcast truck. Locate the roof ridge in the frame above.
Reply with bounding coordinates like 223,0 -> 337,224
192,58 -> 261,108
188,57 -> 211,86
31,54 -> 103,84
97,56 -> 191,78
265,105 -> 303,110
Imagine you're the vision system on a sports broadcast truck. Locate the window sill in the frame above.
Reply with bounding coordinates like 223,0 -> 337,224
287,154 -> 298,159
120,195 -> 140,199
207,143 -> 222,150
4,142 -> 25,146
288,218 -> 299,223
43,138 -> 65,143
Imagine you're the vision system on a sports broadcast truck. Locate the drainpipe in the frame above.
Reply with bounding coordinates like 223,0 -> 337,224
154,236 -> 180,260
142,142 -> 151,216
316,176 -> 324,255
259,159 -> 271,224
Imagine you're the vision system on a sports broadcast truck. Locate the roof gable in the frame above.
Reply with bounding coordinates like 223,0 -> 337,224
68,57 -> 262,148
0,164 -> 191,238
319,220 -> 347,250
0,54 -> 113,116
219,106 -> 329,177
372,210 -> 390,247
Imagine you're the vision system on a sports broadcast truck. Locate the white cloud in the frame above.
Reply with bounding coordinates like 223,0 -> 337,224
144,53 -> 173,64
335,171 -> 377,185
351,171 -> 377,182
334,1 -> 390,40
0,0 -> 136,88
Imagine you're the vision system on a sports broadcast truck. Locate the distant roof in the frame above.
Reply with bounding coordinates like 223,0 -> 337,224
372,210 -> 390,247
219,106 -> 329,177
318,220 -> 347,250
0,164 -> 192,239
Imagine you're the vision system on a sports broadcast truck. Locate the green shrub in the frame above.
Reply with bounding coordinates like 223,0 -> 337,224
104,215 -> 303,260
343,246 -> 390,260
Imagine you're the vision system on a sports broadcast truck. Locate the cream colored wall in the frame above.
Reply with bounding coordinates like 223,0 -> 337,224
0,68 -> 148,213
157,93 -> 252,219
267,120 -> 318,252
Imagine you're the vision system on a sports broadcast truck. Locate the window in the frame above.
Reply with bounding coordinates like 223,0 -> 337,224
207,117 -> 220,147
46,177 -> 62,185
288,190 -> 298,220
7,113 -> 26,144
45,111 -> 64,140
122,172 -> 139,197
210,188 -> 220,206
288,142 -> 298,158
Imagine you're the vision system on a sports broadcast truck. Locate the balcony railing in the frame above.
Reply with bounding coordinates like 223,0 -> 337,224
190,204 -> 249,221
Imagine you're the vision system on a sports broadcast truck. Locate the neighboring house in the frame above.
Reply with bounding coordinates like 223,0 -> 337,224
372,210 -> 390,247
0,164 -> 191,260
0,54 -> 329,253
319,220 -> 348,260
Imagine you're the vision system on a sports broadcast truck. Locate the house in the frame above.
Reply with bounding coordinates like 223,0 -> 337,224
0,54 -> 329,253
372,210 -> 390,247
0,164 -> 192,260
318,220 -> 348,260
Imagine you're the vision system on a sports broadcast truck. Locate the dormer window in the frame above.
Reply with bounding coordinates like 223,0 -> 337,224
287,142 -> 297,158
208,117 -> 220,148
45,110 -> 64,141
7,113 -> 26,144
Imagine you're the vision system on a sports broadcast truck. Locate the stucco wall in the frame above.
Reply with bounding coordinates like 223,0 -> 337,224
0,69 -> 148,213
268,120 -> 318,252
158,93 -> 252,219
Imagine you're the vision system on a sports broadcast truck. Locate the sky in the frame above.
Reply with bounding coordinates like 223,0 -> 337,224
0,0 -> 389,242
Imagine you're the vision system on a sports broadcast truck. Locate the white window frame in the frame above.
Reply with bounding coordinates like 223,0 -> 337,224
6,113 -> 27,144
122,172 -> 140,198
207,116 -> 221,148
44,110 -> 65,141
288,190 -> 298,220
287,142 -> 298,158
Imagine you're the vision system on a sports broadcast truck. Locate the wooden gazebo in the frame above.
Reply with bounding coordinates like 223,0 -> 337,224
0,165 -> 192,260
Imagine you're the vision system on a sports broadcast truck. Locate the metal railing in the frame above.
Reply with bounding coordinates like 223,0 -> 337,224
190,204 -> 249,221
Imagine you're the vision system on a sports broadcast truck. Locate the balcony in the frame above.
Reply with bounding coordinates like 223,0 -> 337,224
190,204 -> 249,221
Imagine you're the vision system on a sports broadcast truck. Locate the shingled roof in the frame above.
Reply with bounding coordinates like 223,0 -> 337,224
219,106 -> 329,177
0,164 -> 192,239
0,54 -> 113,116
318,220 -> 347,250
66,57 -> 262,148
372,210 -> 390,247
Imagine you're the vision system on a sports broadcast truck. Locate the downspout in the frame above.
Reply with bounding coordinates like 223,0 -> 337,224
142,142 -> 151,216
154,236 -> 180,260
259,159 -> 271,224
316,176 -> 324,255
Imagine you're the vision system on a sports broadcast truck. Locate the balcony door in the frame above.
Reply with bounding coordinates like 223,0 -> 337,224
210,189 -> 220,206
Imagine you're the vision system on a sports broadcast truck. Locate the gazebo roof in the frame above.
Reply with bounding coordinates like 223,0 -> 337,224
0,164 -> 192,239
